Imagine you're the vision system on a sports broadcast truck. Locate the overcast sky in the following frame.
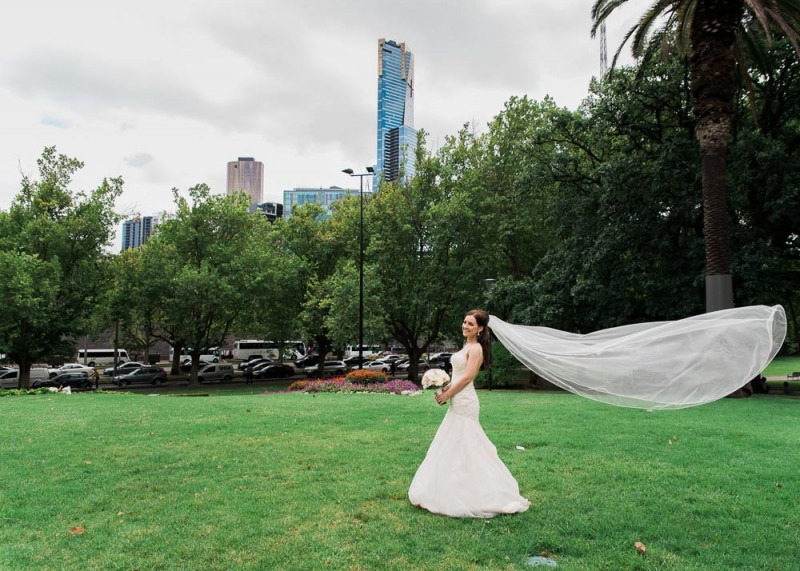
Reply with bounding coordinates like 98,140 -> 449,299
0,0 -> 639,245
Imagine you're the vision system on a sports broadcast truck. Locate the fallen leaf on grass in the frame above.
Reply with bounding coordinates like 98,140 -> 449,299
776,482 -> 783,489
84,461 -> 92,465
516,446 -> 526,451
70,526 -> 85,535
634,541 -> 647,555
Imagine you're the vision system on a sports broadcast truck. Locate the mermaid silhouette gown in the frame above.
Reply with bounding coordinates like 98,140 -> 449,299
408,347 -> 530,518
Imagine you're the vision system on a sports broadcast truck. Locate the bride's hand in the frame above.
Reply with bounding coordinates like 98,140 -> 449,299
435,391 -> 448,405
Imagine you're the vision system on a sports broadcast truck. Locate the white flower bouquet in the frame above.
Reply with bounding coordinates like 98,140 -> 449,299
421,368 -> 450,394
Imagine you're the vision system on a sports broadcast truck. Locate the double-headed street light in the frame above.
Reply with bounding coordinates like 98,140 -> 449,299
342,166 -> 374,370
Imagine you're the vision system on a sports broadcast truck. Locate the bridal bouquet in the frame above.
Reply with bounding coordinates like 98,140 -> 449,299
421,368 -> 450,394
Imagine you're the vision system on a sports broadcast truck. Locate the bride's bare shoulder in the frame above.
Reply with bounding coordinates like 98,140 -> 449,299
466,343 -> 483,361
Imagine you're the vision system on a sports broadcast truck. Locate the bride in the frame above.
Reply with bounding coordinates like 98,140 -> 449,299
408,309 -> 530,518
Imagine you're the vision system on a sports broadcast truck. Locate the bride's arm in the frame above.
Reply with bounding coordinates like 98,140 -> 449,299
435,345 -> 483,405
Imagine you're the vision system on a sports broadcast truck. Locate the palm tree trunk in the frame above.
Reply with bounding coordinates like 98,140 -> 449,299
690,0 -> 743,312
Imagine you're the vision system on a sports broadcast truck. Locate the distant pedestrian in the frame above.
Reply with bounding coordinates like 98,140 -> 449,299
245,365 -> 254,385
92,368 -> 100,390
390,359 -> 397,377
784,381 -> 793,395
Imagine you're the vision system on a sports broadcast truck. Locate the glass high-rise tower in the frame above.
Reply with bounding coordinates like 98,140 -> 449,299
375,39 -> 416,186
121,215 -> 159,251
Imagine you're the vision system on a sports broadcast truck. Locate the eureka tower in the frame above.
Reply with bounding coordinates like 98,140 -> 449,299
375,39 -> 416,185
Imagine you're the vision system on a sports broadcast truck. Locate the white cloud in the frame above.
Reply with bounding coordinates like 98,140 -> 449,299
0,0 -> 640,226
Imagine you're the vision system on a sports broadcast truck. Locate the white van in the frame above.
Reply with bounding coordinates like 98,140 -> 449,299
194,364 -> 234,383
0,368 -> 50,389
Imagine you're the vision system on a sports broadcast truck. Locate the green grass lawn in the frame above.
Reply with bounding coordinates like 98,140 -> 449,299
1,390 -> 798,570
762,355 -> 800,377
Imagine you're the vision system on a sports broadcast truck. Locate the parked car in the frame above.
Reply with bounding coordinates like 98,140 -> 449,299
253,363 -> 295,379
194,364 -> 235,383
427,352 -> 452,366
360,361 -> 391,373
102,361 -> 145,377
398,359 -> 431,372
180,355 -> 219,372
113,366 -> 167,387
249,361 -> 277,375
343,355 -> 371,368
238,357 -> 272,371
48,363 -> 96,378
304,360 -> 347,378
295,354 -> 319,368
33,372 -> 92,389
0,368 -> 51,388
237,354 -> 263,368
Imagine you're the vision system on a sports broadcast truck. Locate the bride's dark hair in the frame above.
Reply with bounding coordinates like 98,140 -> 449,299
467,309 -> 492,370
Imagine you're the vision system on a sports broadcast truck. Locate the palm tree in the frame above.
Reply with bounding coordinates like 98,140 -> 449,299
591,0 -> 800,311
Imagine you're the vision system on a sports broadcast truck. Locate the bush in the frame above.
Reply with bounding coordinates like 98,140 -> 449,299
346,369 -> 387,385
296,378 -> 420,395
474,343 -> 520,389
0,388 -> 57,397
287,380 -> 310,392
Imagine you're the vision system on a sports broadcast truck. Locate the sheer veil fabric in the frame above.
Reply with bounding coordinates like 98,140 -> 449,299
489,305 -> 786,410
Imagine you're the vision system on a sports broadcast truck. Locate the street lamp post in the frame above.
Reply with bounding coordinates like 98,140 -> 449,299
484,278 -> 497,391
343,167 -> 374,370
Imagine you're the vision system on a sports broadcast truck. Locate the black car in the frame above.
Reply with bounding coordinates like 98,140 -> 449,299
294,354 -> 319,368
113,366 -> 167,387
33,372 -> 92,389
238,357 -> 272,371
254,363 -> 295,379
237,355 -> 264,370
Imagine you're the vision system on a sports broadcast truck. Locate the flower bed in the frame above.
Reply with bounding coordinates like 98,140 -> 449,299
288,377 -> 420,395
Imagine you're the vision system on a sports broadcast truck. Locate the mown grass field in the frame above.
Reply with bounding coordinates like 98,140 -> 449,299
1,389 -> 798,570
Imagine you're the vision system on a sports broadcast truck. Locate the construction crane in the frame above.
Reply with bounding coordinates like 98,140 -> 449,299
600,21 -> 608,76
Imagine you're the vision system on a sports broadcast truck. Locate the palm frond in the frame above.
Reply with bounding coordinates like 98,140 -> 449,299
591,0 -> 633,37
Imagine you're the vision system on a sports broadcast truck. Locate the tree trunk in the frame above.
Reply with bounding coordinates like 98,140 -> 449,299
690,0 -> 743,312
170,342 -> 183,375
18,360 -> 32,390
406,346 -> 424,383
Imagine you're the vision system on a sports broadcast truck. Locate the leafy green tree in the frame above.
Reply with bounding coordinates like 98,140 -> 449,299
234,223 -> 308,363
494,57 -> 705,330
592,0 -> 800,311
368,132 -> 479,380
138,185 -> 262,384
0,147 -> 122,387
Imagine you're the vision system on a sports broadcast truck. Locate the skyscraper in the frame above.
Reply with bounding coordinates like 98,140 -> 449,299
375,39 -> 416,185
121,215 -> 159,251
227,157 -> 264,206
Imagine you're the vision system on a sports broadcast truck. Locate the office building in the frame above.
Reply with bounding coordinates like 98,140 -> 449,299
121,215 -> 159,251
227,157 -> 264,206
375,39 -> 416,186
283,187 -> 363,220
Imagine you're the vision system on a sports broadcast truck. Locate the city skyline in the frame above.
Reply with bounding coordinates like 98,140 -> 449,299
0,1 -> 639,224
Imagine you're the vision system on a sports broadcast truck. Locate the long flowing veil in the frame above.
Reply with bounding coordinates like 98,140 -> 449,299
489,305 -> 786,410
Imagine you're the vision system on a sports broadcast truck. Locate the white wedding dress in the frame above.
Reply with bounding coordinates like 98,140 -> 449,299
408,346 -> 530,518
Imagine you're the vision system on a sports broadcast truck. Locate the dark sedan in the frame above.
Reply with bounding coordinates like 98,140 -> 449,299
239,357 -> 272,371
32,372 -> 92,389
113,366 -> 167,387
253,363 -> 295,379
